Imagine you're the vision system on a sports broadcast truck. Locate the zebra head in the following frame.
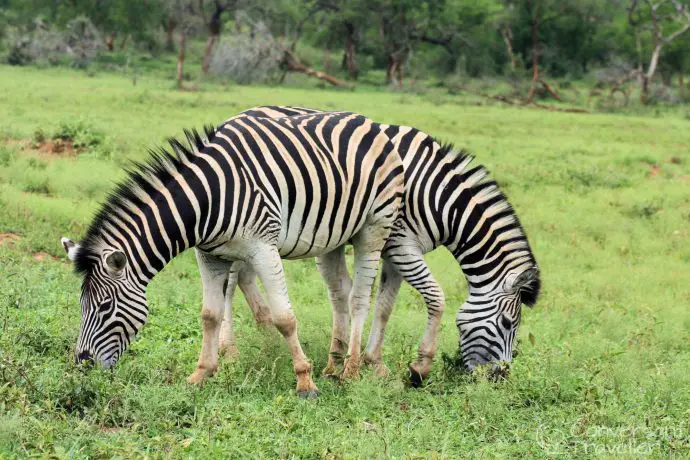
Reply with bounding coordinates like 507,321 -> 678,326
61,237 -> 148,368
456,266 -> 540,371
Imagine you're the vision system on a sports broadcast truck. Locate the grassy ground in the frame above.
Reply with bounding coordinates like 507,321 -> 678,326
0,65 -> 689,458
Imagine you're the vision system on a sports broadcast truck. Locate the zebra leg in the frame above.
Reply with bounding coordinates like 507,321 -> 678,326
188,250 -> 232,384
218,264 -> 271,361
218,267 -> 240,360
237,265 -> 273,326
392,252 -> 445,387
342,225 -> 389,380
363,259 -> 402,378
316,246 -> 352,377
249,243 -> 318,398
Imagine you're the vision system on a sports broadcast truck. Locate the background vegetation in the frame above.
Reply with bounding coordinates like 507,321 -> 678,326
2,0 -> 690,107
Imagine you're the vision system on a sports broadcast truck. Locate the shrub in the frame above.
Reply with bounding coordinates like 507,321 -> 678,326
54,118 -> 104,149
6,16 -> 101,68
209,21 -> 282,85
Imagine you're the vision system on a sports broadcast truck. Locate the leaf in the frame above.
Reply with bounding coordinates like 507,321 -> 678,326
528,332 -> 536,346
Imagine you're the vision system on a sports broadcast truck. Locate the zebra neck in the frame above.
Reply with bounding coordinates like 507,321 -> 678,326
94,159 -> 243,283
441,176 -> 533,296
449,219 -> 533,296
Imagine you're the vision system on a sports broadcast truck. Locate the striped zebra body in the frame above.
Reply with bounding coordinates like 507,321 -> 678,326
233,106 -> 540,382
61,111 -> 404,396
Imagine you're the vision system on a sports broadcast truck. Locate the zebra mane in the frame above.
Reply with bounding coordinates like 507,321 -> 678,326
435,140 -> 541,305
74,124 -> 218,275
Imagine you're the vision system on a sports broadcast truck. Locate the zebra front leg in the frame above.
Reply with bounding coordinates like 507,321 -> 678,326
218,268 -> 240,360
237,265 -> 272,326
188,250 -> 232,384
316,247 -> 352,377
363,259 -> 402,378
342,225 -> 389,380
249,243 -> 318,398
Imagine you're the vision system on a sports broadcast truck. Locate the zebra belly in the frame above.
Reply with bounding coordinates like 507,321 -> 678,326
277,219 -> 363,259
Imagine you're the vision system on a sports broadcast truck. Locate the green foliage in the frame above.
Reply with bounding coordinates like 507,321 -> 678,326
2,0 -> 690,99
54,118 -> 104,149
0,63 -> 689,459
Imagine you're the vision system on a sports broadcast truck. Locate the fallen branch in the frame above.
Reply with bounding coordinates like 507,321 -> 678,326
538,79 -> 562,101
523,100 -> 589,113
478,92 -> 588,113
281,49 -> 352,88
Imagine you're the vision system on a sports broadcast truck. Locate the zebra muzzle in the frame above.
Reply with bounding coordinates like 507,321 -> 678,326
75,350 -> 94,365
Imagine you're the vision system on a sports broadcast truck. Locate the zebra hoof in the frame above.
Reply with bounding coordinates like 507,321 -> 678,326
297,389 -> 319,399
341,358 -> 361,380
407,365 -> 425,388
219,343 -> 240,361
187,366 -> 215,385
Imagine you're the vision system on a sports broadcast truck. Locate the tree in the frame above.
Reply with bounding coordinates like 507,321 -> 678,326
199,0 -> 235,75
627,0 -> 690,102
160,0 -> 202,88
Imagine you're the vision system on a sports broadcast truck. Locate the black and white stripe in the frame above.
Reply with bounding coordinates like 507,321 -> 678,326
237,106 -> 540,380
64,111 -> 404,393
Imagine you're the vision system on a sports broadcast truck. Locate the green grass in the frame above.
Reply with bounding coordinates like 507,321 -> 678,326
0,65 -> 689,458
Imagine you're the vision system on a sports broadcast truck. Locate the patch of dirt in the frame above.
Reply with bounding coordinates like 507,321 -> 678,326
35,139 -> 77,157
648,164 -> 661,177
0,232 -> 21,247
32,251 -> 60,262
669,156 -> 682,165
2,137 -> 78,158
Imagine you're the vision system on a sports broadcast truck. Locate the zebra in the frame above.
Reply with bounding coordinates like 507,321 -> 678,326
223,106 -> 540,384
60,111 -> 405,397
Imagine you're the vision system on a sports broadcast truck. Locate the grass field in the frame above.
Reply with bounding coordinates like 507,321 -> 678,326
0,65 -> 689,458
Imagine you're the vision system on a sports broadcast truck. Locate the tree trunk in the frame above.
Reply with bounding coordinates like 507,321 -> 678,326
386,55 -> 398,85
119,34 -> 129,51
385,54 -> 405,88
500,25 -> 517,71
642,44 -> 662,104
202,3 -> 227,76
202,34 -> 218,75
680,73 -> 685,100
527,14 -> 540,101
176,30 -> 187,90
343,23 -> 359,80
165,21 -> 176,52
105,33 -> 115,52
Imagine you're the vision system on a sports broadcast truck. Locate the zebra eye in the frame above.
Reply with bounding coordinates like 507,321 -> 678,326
500,314 -> 512,330
98,300 -> 111,313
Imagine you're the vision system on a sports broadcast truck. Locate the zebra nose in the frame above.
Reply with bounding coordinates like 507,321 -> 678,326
76,350 -> 94,364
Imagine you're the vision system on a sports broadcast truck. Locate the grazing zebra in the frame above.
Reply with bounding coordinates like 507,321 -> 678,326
60,111 -> 404,396
225,106 -> 540,384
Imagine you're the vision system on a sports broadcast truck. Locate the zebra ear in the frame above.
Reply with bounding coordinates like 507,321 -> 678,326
105,251 -> 127,275
61,237 -> 80,262
511,267 -> 540,307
